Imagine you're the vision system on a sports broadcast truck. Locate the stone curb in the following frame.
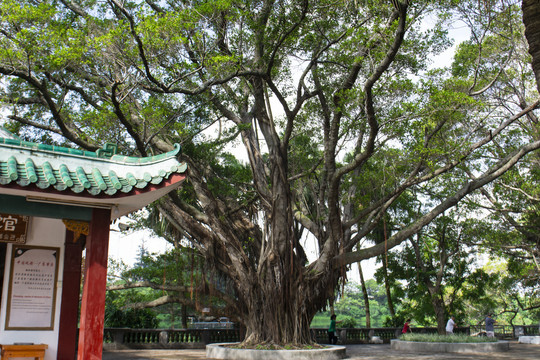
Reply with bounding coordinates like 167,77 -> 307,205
390,339 -> 509,353
519,336 -> 540,345
206,343 -> 346,360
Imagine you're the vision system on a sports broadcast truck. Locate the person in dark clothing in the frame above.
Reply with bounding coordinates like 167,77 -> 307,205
485,313 -> 497,337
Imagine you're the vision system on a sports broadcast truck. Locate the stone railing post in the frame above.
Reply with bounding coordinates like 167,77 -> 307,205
201,329 -> 211,345
159,331 -> 168,347
114,328 -> 127,348
339,329 -> 347,344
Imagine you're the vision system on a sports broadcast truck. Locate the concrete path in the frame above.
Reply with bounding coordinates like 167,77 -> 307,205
102,342 -> 540,359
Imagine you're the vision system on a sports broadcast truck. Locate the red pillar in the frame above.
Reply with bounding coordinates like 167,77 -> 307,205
77,208 -> 110,360
57,231 -> 83,360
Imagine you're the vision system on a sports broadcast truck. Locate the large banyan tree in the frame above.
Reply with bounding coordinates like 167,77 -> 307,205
1,0 -> 540,343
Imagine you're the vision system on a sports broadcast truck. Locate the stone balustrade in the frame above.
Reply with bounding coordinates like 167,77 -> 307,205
101,324 -> 538,350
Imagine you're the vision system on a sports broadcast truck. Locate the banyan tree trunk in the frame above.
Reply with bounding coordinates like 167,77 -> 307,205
240,263 -> 331,345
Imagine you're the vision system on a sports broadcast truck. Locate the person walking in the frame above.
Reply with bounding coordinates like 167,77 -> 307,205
402,319 -> 412,334
485,313 -> 497,337
328,314 -> 341,345
446,316 -> 456,335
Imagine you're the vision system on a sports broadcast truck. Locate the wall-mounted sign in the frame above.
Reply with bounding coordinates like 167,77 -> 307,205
5,245 -> 60,330
0,213 -> 29,244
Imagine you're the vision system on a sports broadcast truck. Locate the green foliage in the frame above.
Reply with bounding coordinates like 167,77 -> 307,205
105,289 -> 158,328
374,212 -> 496,327
340,316 -> 357,328
107,243 -> 234,328
467,260 -> 540,326
311,282 -> 392,328
310,314 -> 330,328
384,314 -> 405,328
105,305 -> 158,329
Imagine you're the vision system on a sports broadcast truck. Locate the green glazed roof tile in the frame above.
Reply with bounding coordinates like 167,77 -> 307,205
92,168 -> 107,191
76,167 -> 91,189
0,134 -> 187,196
150,176 -> 163,185
7,156 -> 18,180
59,164 -> 74,187
143,172 -> 152,182
109,171 -> 122,190
25,158 -> 38,183
126,172 -> 137,186
42,162 -> 57,185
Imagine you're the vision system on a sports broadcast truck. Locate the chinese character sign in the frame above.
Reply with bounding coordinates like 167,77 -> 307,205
0,213 -> 29,244
6,246 -> 59,330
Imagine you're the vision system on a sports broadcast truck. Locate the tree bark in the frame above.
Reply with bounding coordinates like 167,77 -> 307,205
358,262 -> 371,328
411,232 -> 454,334
382,259 -> 396,319
523,0 -> 540,93
181,304 -> 188,329
431,296 -> 447,335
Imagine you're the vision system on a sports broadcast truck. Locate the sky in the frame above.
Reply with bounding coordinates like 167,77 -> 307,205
108,225 -> 172,266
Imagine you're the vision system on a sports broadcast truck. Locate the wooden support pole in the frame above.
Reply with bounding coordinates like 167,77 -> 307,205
57,230 -> 83,360
77,208 -> 110,360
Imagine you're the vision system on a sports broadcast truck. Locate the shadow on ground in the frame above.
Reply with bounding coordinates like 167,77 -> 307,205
102,342 -> 540,359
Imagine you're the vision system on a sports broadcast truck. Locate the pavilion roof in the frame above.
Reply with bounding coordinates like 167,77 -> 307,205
0,129 -> 187,219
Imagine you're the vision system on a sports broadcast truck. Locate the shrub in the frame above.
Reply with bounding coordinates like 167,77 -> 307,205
340,316 -> 357,328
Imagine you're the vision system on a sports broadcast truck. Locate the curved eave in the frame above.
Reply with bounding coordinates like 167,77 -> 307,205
0,173 -> 187,221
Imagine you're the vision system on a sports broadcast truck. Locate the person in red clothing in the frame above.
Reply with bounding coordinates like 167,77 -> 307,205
402,319 -> 412,334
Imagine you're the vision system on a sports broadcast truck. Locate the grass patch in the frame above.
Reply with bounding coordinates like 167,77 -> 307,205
228,342 -> 326,350
400,333 -> 498,343
310,314 -> 330,328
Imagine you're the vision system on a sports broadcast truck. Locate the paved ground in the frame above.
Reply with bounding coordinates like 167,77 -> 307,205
102,341 -> 540,359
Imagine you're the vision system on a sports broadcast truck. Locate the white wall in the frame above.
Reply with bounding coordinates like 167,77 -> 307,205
0,217 -> 65,360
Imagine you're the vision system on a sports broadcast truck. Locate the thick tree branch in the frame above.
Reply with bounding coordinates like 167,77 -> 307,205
0,66 -> 100,151
335,138 -> 540,267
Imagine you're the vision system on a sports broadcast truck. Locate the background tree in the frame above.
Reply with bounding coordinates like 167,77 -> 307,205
357,260 -> 372,327
311,281 -> 392,328
376,213 -> 495,333
105,290 -> 159,329
106,237 -> 236,327
456,0 -> 540,323
1,0 -> 539,346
